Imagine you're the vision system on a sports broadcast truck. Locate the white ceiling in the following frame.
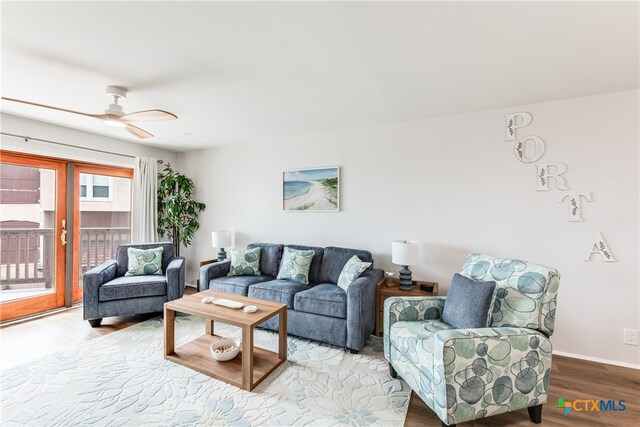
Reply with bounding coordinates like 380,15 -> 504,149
1,1 -> 638,151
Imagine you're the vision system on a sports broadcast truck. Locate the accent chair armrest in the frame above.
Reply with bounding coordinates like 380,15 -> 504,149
383,296 -> 446,358
431,327 -> 553,425
346,268 -> 384,351
83,260 -> 117,320
198,260 -> 231,292
166,257 -> 186,301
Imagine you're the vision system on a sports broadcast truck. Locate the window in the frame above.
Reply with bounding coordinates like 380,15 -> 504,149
80,174 -> 113,200
0,164 -> 40,204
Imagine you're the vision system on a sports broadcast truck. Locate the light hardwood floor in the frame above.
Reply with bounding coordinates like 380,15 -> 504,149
1,290 -> 638,426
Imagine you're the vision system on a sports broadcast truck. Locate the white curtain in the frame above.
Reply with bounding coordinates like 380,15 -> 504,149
132,157 -> 158,243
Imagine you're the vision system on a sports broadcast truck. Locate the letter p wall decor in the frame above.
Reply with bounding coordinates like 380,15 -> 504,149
505,112 -> 533,141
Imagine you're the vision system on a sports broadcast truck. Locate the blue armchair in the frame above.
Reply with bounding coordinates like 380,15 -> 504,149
384,253 -> 560,426
83,242 -> 185,327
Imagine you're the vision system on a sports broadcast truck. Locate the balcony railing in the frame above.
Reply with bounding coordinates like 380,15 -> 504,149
0,227 -> 131,293
78,227 -> 131,276
0,228 -> 54,288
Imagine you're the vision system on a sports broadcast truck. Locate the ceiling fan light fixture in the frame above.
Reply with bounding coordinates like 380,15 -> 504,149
103,119 -> 127,128
2,86 -> 175,140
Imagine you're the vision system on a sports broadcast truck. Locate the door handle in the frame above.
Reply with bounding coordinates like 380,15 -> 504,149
61,219 -> 67,246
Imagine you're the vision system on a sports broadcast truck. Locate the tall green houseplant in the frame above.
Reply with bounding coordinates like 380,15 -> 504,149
157,164 -> 206,256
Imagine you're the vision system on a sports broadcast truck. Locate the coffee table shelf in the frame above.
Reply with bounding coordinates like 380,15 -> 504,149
164,290 -> 288,391
166,334 -> 283,390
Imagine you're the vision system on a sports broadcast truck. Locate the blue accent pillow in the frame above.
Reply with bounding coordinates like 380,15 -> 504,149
441,273 -> 497,329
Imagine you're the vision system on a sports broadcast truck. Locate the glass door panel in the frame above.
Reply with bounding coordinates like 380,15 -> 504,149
0,152 -> 66,321
72,166 -> 132,302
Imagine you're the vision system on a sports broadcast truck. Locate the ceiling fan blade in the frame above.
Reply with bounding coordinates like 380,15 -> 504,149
125,123 -> 153,139
120,109 -> 177,122
1,97 -> 106,119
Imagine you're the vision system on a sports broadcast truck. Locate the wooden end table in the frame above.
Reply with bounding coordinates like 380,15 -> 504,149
375,278 -> 439,336
164,290 -> 287,391
199,259 -> 218,267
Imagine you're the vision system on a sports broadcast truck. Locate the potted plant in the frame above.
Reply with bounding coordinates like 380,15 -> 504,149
157,163 -> 206,256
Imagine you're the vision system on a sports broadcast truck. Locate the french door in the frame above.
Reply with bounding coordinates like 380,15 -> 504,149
0,151 -> 134,321
72,165 -> 133,302
0,152 -> 67,321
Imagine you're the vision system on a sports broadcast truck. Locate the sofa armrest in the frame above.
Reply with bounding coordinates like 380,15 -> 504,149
431,327 -> 553,425
383,296 -> 446,359
82,260 -> 117,320
346,268 -> 384,351
166,257 -> 186,301
198,260 -> 231,292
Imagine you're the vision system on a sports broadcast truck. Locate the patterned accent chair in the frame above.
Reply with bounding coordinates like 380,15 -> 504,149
384,253 -> 560,427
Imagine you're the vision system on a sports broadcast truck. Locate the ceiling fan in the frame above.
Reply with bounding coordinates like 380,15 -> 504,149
1,86 -> 177,139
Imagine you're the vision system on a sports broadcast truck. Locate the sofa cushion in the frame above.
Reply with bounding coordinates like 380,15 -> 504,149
318,246 -> 373,284
389,320 -> 455,368
99,275 -> 167,302
248,279 -> 311,308
284,244 -> 324,284
277,247 -> 315,284
247,243 -> 284,277
125,247 -> 164,276
442,273 -> 496,329
294,284 -> 347,319
227,247 -> 262,276
209,275 -> 274,296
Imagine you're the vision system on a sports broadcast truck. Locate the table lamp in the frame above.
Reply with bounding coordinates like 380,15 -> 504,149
392,240 -> 419,291
211,231 -> 232,261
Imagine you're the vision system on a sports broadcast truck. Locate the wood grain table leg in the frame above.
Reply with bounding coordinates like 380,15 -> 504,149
164,305 -> 175,356
205,319 -> 214,336
242,325 -> 254,390
279,307 -> 288,360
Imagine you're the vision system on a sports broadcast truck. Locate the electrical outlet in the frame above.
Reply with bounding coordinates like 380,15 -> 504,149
624,329 -> 639,346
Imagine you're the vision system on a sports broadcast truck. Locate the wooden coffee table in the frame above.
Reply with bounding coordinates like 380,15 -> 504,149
164,290 -> 287,391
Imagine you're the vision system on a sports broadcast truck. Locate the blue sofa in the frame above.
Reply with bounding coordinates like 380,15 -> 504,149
83,242 -> 186,327
199,243 -> 384,352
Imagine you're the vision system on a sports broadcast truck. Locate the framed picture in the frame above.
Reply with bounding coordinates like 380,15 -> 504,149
283,167 -> 340,212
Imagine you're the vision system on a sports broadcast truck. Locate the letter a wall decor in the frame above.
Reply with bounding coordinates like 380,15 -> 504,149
585,233 -> 616,262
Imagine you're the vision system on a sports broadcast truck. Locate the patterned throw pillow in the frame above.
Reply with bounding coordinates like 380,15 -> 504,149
125,247 -> 164,276
276,247 -> 315,284
227,247 -> 262,276
337,255 -> 372,291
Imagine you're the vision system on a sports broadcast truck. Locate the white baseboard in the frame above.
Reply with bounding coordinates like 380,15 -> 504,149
553,350 -> 640,370
185,283 -> 197,288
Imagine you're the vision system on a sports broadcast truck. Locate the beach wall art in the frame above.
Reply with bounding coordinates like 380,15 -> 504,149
283,167 -> 340,211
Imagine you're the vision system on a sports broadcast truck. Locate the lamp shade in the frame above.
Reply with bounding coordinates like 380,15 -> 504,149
211,231 -> 232,248
392,240 -> 419,266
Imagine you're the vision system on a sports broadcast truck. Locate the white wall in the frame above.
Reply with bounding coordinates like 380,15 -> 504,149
179,90 -> 639,367
1,114 -> 179,167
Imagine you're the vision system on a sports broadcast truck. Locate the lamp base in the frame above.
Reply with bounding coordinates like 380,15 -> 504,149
217,248 -> 228,261
398,265 -> 413,291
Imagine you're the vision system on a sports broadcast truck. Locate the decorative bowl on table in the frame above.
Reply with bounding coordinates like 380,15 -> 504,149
209,338 -> 240,361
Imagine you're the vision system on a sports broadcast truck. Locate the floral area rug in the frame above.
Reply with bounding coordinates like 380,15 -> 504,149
1,315 -> 410,426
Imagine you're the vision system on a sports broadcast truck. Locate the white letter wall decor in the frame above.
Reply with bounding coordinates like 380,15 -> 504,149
536,162 -> 569,191
585,233 -> 616,262
501,113 -> 617,261
505,112 -> 533,141
514,135 -> 546,163
558,191 -> 592,222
